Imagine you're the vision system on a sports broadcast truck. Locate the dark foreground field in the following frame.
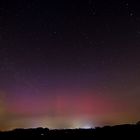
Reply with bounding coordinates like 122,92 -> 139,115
0,123 -> 140,139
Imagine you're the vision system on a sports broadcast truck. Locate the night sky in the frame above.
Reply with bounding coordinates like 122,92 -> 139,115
0,0 -> 140,130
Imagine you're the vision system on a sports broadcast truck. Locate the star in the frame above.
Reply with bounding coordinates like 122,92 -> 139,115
53,31 -> 57,35
125,3 -> 129,7
129,12 -> 134,17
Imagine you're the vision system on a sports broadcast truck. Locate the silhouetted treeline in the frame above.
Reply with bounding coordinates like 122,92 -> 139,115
0,123 -> 140,139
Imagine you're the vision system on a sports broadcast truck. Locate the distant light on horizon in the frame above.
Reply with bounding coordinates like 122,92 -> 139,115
71,119 -> 94,129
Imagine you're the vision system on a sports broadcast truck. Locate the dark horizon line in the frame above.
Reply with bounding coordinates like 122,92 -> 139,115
1,121 -> 140,132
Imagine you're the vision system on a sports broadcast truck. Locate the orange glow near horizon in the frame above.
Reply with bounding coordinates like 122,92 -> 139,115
0,89 -> 139,131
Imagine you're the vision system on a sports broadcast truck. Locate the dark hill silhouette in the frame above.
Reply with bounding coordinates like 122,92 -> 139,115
0,123 -> 140,139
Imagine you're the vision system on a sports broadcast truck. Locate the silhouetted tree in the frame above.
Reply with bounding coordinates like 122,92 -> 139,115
136,121 -> 140,125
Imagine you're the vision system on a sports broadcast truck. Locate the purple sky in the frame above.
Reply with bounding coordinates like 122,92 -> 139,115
0,0 -> 140,130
